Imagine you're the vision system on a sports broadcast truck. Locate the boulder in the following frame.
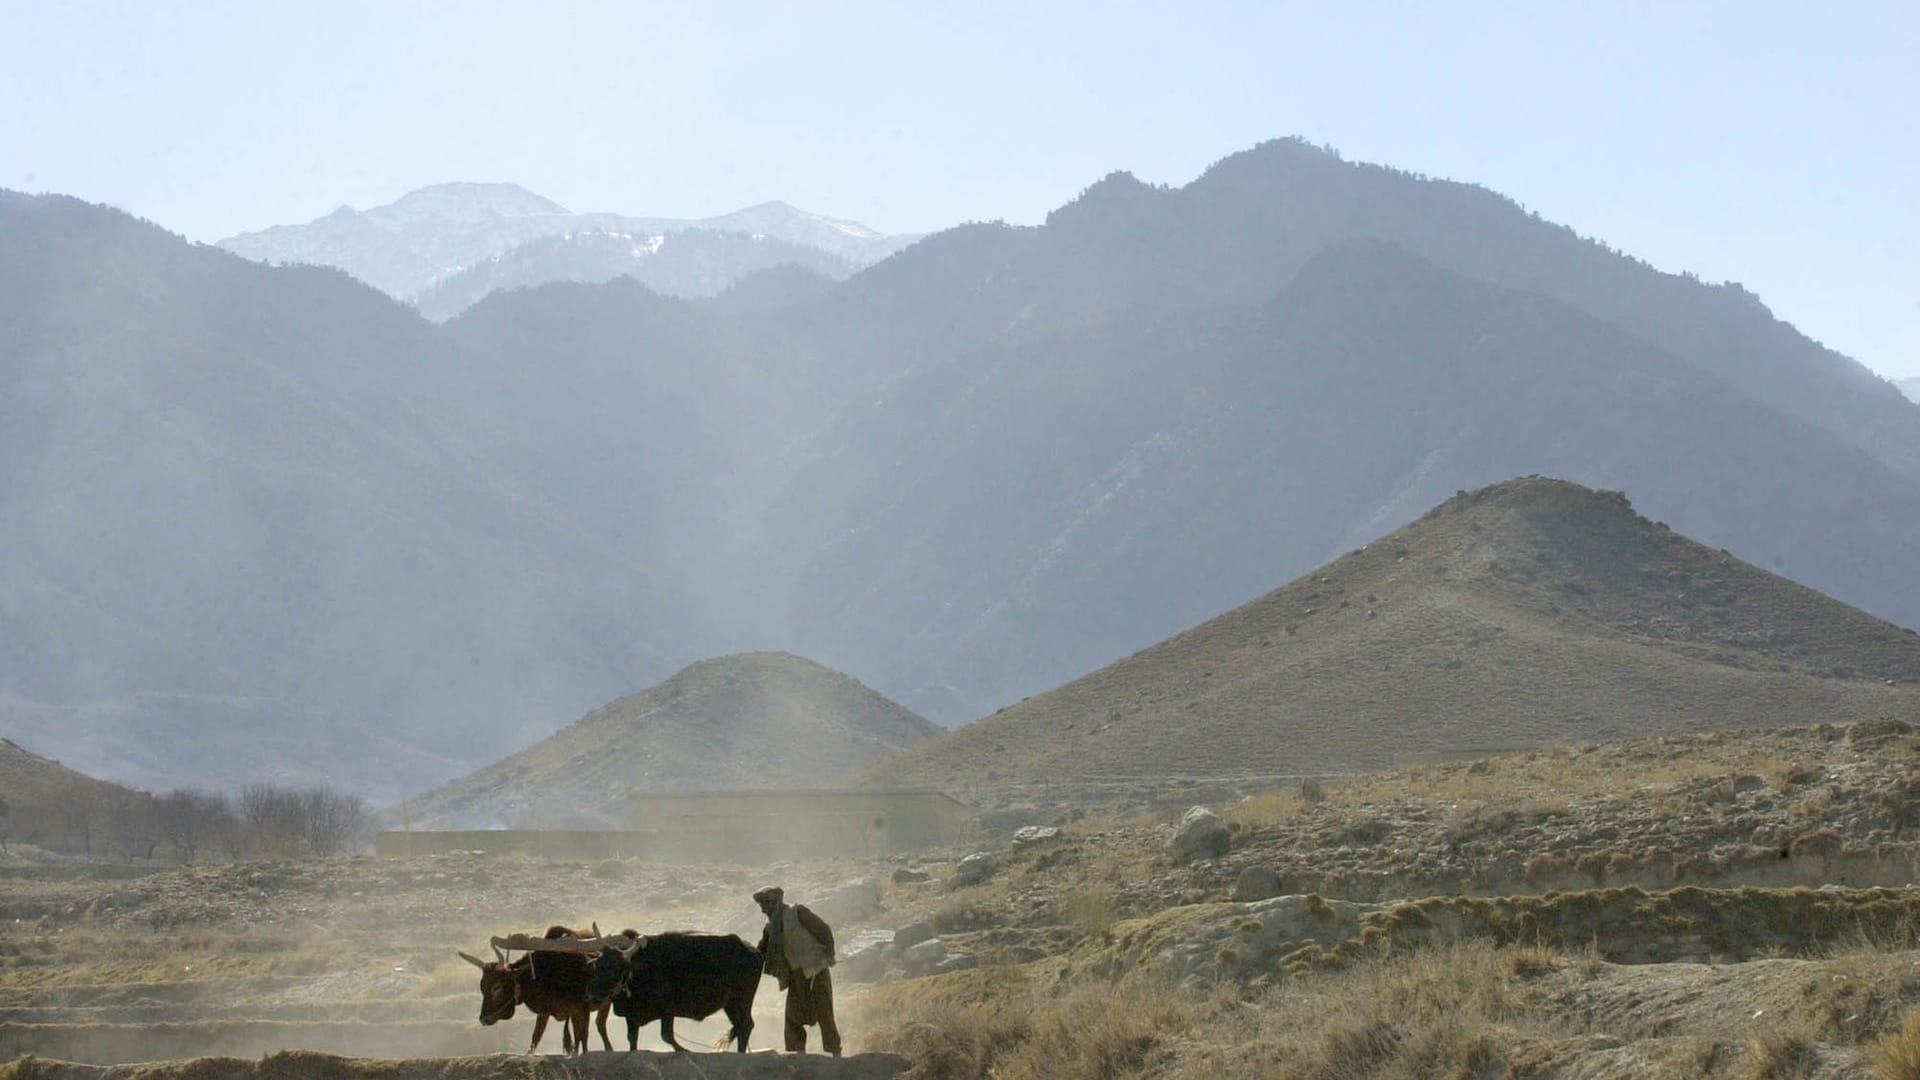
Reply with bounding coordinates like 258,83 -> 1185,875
1011,825 -> 1062,848
1168,806 -> 1231,863
932,954 -> 979,975
1233,866 -> 1283,902
892,920 -> 937,952
949,852 -> 998,889
904,938 -> 949,973
837,931 -> 896,984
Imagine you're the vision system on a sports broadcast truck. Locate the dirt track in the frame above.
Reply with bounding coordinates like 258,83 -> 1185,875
8,1049 -> 908,1080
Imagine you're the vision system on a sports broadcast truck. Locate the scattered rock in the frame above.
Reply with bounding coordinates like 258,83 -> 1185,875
837,930 -> 896,984
892,920 -> 936,952
816,877 -> 884,924
1168,806 -> 1231,863
1233,866 -> 1283,902
903,938 -> 948,973
932,954 -> 978,975
1011,825 -> 1062,848
949,852 -> 998,890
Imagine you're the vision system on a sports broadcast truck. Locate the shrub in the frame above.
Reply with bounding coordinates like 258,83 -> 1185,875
1070,885 -> 1114,942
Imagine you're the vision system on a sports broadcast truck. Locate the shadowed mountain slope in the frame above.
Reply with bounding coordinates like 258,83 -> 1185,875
852,478 -> 1920,801
774,239 -> 1920,725
0,195 -> 696,794
808,141 -> 1920,481
402,652 -> 941,828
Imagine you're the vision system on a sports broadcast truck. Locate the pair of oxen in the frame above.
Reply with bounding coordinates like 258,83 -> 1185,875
457,924 -> 761,1054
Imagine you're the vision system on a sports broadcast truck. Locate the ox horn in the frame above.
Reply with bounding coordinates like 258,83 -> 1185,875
492,944 -> 507,964
458,951 -> 488,970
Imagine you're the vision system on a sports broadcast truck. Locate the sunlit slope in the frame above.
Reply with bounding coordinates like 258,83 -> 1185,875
404,652 -> 941,828
854,478 -> 1920,796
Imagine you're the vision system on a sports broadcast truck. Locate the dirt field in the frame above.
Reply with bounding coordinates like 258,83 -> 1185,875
12,723 -> 1920,1078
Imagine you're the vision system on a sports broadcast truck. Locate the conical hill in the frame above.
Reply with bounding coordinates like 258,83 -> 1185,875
403,652 -> 941,828
854,478 -> 1920,802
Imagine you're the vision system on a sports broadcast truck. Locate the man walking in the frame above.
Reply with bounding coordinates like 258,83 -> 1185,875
753,885 -> 841,1056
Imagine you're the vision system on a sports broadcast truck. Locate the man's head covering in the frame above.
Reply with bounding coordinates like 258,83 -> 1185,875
752,885 -> 784,904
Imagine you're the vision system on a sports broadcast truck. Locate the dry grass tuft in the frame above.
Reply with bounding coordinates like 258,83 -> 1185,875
1868,1009 -> 1920,1080
1738,1023 -> 1820,1079
1505,941 -> 1558,978
1070,884 -> 1114,943
1157,940 -> 1545,1080
868,970 -> 1197,1080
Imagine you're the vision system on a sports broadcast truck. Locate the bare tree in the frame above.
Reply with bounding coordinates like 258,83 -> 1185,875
157,788 -> 236,865
301,787 -> 370,856
241,782 -> 369,857
103,787 -> 163,861
241,783 -> 305,857
53,785 -> 103,854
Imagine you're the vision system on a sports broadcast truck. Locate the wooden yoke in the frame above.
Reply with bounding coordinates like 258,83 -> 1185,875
491,928 -> 644,954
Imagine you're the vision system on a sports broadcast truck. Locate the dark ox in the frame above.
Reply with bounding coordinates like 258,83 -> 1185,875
458,925 -> 612,1055
588,932 -> 761,1052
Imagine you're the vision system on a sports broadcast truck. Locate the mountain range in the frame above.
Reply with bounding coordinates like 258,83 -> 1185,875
215,183 -> 918,317
1899,376 -> 1920,404
5,137 -> 1920,796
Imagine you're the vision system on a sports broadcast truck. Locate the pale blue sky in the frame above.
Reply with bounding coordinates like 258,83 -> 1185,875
4,1 -> 1916,378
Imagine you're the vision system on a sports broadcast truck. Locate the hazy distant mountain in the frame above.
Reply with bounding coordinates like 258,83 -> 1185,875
9,137 -> 1920,797
405,652 -> 941,828
852,478 -> 1920,801
411,227 -> 855,321
1899,377 -> 1920,404
217,184 -> 918,316
0,194 -> 718,797
751,236 -> 1920,724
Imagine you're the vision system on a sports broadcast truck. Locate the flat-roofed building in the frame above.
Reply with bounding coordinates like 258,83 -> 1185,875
375,788 -> 975,862
628,788 -> 976,862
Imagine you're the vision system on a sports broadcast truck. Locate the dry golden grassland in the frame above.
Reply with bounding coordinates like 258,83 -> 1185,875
860,935 -> 1920,1080
12,720 -> 1920,1078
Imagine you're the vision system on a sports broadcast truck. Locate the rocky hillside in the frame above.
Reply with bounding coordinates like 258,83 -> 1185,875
855,478 -> 1920,801
402,652 -> 942,828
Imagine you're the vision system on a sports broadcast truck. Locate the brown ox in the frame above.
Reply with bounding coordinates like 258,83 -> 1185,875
458,925 -> 612,1055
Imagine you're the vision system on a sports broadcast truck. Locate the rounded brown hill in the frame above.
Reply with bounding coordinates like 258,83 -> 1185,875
853,477 -> 1920,801
0,736 -> 145,848
403,651 -> 940,828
